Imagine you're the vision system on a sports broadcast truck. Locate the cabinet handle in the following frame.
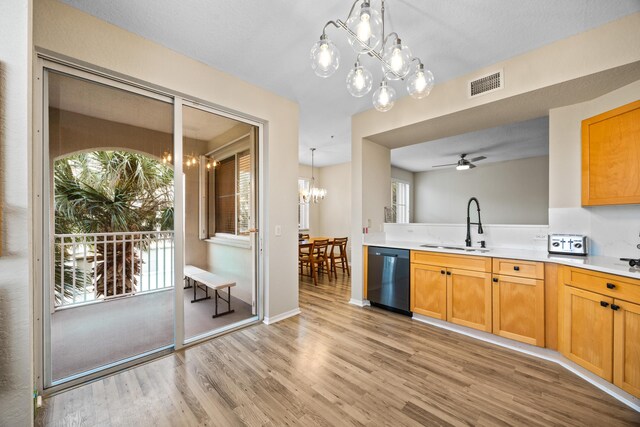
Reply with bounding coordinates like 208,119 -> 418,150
600,301 -> 609,308
492,278 -> 498,283
446,271 -> 452,276
440,270 -> 445,275
513,266 -> 520,271
606,283 -> 616,289
611,304 -> 620,311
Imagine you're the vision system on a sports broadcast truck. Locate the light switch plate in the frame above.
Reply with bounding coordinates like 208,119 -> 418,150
275,225 -> 282,236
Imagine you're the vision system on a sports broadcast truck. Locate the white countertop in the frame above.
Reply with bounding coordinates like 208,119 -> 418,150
365,240 -> 640,280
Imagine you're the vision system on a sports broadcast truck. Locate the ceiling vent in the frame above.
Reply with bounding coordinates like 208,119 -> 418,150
468,69 -> 503,98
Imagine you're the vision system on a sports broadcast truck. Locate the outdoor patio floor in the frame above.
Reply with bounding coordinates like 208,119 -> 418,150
51,287 -> 253,381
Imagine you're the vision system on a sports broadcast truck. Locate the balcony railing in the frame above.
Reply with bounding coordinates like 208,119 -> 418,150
53,231 -> 175,309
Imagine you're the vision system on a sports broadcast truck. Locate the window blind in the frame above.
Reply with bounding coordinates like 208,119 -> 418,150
237,150 -> 251,234
215,157 -> 236,234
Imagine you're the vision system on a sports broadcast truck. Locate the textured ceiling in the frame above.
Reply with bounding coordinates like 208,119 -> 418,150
391,116 -> 549,172
59,0 -> 640,166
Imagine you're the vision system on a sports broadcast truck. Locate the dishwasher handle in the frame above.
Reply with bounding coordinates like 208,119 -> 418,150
374,252 -> 398,257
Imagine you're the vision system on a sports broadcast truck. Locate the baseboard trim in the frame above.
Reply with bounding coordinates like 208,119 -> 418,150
349,298 -> 370,307
412,314 -> 640,412
263,307 -> 301,325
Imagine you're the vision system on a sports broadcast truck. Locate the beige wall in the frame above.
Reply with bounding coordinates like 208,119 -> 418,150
49,109 -> 172,160
34,0 -> 300,331
548,79 -> 640,257
549,79 -> 640,209
0,0 -> 33,425
414,156 -> 549,225
351,13 -> 640,304
318,162 -> 351,243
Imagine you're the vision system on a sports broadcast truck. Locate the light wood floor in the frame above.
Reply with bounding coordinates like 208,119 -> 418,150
37,271 -> 640,426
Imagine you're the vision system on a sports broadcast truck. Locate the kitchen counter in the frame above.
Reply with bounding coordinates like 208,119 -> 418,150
365,240 -> 640,280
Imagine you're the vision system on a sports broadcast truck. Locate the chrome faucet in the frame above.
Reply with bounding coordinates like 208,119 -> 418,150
465,197 -> 484,247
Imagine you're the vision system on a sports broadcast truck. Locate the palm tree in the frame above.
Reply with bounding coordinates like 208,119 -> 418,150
54,151 -> 174,300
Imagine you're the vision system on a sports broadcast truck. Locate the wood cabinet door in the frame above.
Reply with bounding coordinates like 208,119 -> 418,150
411,264 -> 447,319
492,275 -> 545,346
613,299 -> 640,398
582,99 -> 640,206
447,269 -> 492,332
561,286 -> 614,381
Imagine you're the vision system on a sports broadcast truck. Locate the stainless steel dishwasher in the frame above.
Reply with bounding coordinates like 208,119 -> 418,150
367,246 -> 411,315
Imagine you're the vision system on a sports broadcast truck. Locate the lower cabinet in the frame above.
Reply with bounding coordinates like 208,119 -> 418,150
560,267 -> 640,397
561,286 -> 614,380
447,269 -> 492,332
492,275 -> 545,346
410,251 -> 492,332
613,299 -> 640,397
411,264 -> 447,320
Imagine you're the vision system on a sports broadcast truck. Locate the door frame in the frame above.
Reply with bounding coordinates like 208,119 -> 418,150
32,54 -> 267,395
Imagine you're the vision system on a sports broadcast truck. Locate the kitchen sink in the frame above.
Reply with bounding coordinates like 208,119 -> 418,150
420,244 -> 490,253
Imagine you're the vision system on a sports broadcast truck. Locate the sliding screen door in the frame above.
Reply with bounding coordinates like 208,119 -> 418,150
44,68 -> 175,385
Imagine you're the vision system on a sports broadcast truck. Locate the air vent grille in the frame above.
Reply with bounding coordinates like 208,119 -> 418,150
469,70 -> 503,97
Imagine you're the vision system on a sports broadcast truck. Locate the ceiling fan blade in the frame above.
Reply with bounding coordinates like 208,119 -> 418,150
469,156 -> 486,162
469,163 -> 477,169
432,163 -> 458,168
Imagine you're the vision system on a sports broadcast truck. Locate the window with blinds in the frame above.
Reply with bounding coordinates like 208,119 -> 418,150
215,156 -> 236,234
209,147 -> 252,237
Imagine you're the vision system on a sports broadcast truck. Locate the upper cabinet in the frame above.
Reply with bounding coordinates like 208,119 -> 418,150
582,100 -> 640,206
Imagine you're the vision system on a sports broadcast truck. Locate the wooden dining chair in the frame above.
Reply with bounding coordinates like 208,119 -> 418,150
310,239 -> 331,286
329,237 -> 350,278
299,242 -> 313,277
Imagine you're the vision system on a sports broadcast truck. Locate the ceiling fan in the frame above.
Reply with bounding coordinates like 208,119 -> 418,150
432,153 -> 487,170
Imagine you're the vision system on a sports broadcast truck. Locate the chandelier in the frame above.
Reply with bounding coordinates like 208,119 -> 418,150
311,0 -> 434,112
300,148 -> 327,203
161,151 -> 218,169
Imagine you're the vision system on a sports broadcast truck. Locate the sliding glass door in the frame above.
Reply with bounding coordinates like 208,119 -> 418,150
181,104 -> 259,342
38,60 -> 262,389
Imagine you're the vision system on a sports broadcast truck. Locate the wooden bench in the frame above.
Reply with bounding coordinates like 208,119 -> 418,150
184,265 -> 236,318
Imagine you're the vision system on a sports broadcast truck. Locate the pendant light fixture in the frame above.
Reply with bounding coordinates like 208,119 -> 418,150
311,0 -> 434,112
300,148 -> 327,203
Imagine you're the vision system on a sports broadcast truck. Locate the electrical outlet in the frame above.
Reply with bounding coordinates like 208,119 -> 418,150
533,234 -> 547,241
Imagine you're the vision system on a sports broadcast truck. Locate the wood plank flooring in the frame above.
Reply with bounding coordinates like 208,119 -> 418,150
37,272 -> 640,426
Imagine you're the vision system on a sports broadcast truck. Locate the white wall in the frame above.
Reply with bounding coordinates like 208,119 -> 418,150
34,0 -> 299,343
414,156 -> 549,225
0,0 -> 33,425
391,166 -> 414,222
549,79 -> 640,257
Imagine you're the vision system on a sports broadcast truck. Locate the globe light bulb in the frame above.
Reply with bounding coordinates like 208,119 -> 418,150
406,64 -> 434,99
382,38 -> 412,80
310,36 -> 340,78
390,47 -> 403,72
372,80 -> 396,112
346,62 -> 373,97
346,1 -> 382,53
356,11 -> 372,43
